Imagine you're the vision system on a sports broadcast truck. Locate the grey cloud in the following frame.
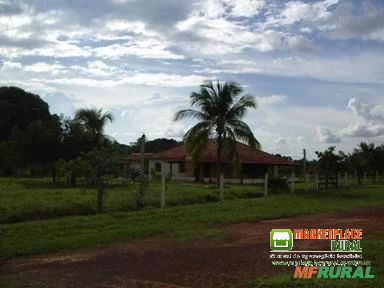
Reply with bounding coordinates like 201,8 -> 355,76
0,35 -> 50,49
317,126 -> 341,143
327,2 -> 384,42
27,0 -> 195,28
0,1 -> 24,15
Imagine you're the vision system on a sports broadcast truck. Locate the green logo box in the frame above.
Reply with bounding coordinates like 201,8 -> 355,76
270,229 -> 293,251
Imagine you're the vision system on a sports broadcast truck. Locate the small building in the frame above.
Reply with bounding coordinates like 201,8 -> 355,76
122,140 -> 296,183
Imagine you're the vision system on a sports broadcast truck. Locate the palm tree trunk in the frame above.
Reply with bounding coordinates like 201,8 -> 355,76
216,137 -> 222,186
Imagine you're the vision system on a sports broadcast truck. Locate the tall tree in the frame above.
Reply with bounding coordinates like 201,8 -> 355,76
74,108 -> 113,147
174,80 -> 260,183
0,87 -> 51,142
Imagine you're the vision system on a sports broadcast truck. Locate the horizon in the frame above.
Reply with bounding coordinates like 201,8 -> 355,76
1,0 -> 384,159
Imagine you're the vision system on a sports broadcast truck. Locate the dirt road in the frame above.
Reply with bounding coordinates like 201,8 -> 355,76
2,208 -> 383,288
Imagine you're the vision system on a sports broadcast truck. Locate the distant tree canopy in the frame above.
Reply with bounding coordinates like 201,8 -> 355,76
315,143 -> 384,176
129,138 -> 181,154
0,87 -> 51,142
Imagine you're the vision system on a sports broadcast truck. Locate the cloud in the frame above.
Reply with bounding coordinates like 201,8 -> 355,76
93,39 -> 184,60
341,123 -> 384,138
326,2 -> 384,42
341,98 -> 384,138
266,0 -> 339,26
346,98 -> 384,122
275,137 -> 287,145
31,72 -> 209,88
24,62 -> 65,73
317,126 -> 341,143
256,95 -> 287,107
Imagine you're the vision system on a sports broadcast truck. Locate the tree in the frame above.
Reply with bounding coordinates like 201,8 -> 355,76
74,108 -> 113,147
315,146 -> 346,173
174,80 -> 260,184
0,87 -> 51,142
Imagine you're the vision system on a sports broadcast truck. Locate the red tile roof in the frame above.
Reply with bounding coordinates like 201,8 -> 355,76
123,140 -> 295,166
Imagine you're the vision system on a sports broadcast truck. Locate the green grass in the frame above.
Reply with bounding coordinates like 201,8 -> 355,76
0,177 -> 265,223
1,183 -> 383,260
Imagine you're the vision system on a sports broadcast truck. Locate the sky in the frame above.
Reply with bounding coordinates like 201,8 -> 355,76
1,0 -> 384,159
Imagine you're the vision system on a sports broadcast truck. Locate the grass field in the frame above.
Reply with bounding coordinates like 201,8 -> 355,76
1,177 -> 383,287
0,177 -> 266,224
1,177 -> 384,259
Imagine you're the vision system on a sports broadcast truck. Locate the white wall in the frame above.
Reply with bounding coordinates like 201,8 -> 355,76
148,160 -> 188,179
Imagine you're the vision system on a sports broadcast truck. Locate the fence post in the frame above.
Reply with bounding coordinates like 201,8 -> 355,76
219,173 -> 224,201
364,172 -> 367,185
337,172 -> 341,188
305,174 -> 309,192
161,173 -> 166,208
344,172 -> 348,187
264,173 -> 268,196
290,172 -> 295,194
315,173 -> 319,192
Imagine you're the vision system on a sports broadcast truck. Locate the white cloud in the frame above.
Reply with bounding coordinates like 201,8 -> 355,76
317,126 -> 341,143
341,98 -> 384,138
341,123 -> 384,138
256,95 -> 287,107
32,72 -> 208,88
24,62 -> 65,73
1,61 -> 22,70
94,39 -> 184,60
266,0 -> 339,26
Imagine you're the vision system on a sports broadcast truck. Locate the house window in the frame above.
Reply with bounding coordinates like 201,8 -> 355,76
179,162 -> 185,173
155,162 -> 161,172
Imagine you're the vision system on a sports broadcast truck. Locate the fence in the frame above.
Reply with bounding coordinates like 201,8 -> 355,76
157,170 -> 382,208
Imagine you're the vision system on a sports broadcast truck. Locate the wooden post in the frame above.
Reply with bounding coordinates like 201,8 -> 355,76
315,173 -> 319,192
219,173 -> 224,201
138,134 -> 146,208
290,172 -> 295,194
364,172 -> 367,185
305,174 -> 309,192
264,173 -> 268,196
344,172 -> 348,186
161,173 -> 166,208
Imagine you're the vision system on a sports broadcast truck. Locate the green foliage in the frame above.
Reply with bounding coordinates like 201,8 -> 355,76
315,146 -> 347,173
74,108 -> 113,147
129,138 -> 181,153
175,80 -> 260,170
0,87 -> 51,142
268,175 -> 289,193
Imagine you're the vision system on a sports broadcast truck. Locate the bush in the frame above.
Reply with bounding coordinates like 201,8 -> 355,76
269,176 -> 289,193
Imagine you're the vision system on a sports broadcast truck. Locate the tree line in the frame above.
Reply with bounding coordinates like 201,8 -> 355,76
315,144 -> 384,183
0,86 -> 180,178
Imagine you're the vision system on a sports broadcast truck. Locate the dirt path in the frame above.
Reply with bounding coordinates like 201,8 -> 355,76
2,208 -> 383,288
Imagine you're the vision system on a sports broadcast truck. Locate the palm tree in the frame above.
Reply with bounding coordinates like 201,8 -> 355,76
75,109 -> 113,146
175,80 -> 260,184
74,108 -> 113,147
74,108 -> 113,213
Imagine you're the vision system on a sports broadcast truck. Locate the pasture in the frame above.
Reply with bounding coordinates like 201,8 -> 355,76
1,177 -> 383,287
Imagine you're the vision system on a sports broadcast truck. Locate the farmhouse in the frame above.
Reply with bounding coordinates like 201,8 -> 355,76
122,140 -> 296,183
